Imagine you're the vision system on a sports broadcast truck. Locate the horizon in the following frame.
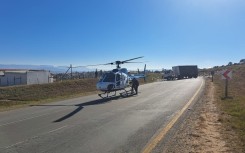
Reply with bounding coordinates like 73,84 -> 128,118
0,61 -> 242,72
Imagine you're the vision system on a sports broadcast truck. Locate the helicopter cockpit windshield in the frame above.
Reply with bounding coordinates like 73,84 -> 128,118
100,72 -> 115,82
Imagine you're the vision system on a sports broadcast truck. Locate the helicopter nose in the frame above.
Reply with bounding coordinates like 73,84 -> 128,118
96,83 -> 100,89
96,82 -> 102,90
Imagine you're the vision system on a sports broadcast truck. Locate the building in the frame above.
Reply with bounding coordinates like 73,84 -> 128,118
0,69 -> 53,87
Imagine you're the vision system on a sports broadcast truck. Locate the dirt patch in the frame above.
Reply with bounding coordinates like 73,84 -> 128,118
165,78 -> 243,153
189,82 -> 229,152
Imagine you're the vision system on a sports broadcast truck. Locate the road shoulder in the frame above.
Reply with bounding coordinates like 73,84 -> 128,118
164,78 -> 243,153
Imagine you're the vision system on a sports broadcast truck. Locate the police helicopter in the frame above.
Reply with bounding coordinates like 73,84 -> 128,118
92,56 -> 146,98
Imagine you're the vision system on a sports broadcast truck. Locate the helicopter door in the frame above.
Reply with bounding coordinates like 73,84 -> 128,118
121,74 -> 126,87
116,74 -> 121,87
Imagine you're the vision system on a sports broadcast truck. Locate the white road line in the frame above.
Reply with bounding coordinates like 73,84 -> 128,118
0,107 -> 73,127
3,125 -> 67,149
0,114 -> 53,127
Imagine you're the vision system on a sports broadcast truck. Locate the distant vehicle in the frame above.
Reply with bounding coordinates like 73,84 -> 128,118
240,59 -> 245,64
163,69 -> 175,80
93,57 -> 146,98
172,65 -> 198,79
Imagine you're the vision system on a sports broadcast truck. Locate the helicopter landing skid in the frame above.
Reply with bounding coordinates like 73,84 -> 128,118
98,91 -> 117,99
119,89 -> 135,97
98,89 -> 134,99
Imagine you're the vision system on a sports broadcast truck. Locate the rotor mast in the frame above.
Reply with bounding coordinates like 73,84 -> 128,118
115,61 -> 121,69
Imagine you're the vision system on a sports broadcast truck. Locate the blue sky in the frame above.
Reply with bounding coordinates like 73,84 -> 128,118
0,0 -> 244,70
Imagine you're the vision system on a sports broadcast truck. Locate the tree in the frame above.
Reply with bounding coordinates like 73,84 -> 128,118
228,62 -> 233,66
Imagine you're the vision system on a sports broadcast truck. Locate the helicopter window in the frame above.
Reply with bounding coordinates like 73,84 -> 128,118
121,75 -> 126,84
112,69 -> 119,73
99,75 -> 104,82
103,72 -> 115,82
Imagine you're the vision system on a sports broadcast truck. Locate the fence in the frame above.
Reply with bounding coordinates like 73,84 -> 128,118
54,71 -> 104,81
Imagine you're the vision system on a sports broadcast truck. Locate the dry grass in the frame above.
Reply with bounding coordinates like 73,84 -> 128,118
0,78 -> 98,110
212,64 -> 245,149
0,73 -> 162,111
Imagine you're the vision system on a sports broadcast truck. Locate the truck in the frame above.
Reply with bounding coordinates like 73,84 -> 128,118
163,69 -> 175,80
172,65 -> 198,79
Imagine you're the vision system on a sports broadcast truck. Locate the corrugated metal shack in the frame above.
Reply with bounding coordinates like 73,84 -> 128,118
0,69 -> 53,86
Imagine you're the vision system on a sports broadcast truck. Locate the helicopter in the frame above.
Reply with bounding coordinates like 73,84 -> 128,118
93,56 -> 146,98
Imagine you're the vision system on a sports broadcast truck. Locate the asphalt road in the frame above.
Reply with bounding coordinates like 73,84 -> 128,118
0,77 -> 204,153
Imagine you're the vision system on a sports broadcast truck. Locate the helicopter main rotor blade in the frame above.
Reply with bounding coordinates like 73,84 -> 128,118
122,56 -> 144,63
72,66 -> 86,68
123,62 -> 143,63
86,56 -> 144,68
86,62 -> 114,67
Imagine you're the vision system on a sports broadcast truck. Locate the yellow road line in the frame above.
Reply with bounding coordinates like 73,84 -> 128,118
141,79 -> 204,153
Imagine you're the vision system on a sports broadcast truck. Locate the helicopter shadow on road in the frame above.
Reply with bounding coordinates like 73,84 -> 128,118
30,95 -> 125,123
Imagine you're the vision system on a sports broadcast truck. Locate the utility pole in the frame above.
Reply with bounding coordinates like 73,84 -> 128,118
70,64 -> 72,79
95,69 -> 98,78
